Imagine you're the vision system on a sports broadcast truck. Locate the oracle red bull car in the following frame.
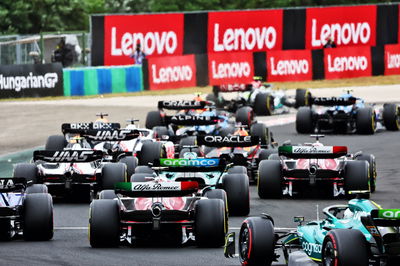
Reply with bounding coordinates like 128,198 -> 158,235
257,135 -> 376,198
89,179 -> 226,248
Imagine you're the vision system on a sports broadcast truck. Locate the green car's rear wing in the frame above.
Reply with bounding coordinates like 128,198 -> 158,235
154,158 -> 226,172
278,145 -> 348,159
370,209 -> 400,227
114,181 -> 199,197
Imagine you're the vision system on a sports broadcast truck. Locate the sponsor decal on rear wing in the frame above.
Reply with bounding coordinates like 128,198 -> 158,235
197,135 -> 259,147
278,145 -> 347,158
165,114 -> 220,126
158,100 -> 207,110
62,122 -> 121,134
0,177 -> 26,192
214,84 -> 252,92
33,150 -> 103,163
114,181 -> 198,197
311,97 -> 356,106
370,209 -> 400,227
82,129 -> 140,141
159,158 -> 220,167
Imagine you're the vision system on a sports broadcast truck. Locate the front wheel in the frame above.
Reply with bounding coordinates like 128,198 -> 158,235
356,154 -> 376,193
236,106 -> 254,127
258,160 -> 282,199
344,161 -> 370,198
101,163 -> 126,190
356,107 -> 375,134
382,103 -> 400,131
23,193 -> 53,241
296,107 -> 314,134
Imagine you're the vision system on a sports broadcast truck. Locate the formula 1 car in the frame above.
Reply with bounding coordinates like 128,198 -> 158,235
89,179 -> 226,248
296,91 -> 400,134
225,194 -> 400,265
257,135 -> 376,198
136,154 -> 250,216
0,177 -> 53,241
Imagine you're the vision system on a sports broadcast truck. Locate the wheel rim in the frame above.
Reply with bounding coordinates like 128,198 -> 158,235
323,241 -> 335,266
239,226 -> 250,262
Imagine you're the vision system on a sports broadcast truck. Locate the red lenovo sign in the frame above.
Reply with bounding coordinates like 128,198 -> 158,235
208,52 -> 254,85
104,14 -> 184,66
384,44 -> 400,75
208,10 -> 283,53
324,46 -> 371,79
267,50 -> 312,82
148,55 -> 196,90
306,5 -> 376,49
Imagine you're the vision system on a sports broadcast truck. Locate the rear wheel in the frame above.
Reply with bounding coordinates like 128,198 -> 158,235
356,154 -> 377,193
206,93 -> 224,108
130,173 -> 151,182
296,107 -> 314,134
356,107 -> 375,134
139,142 -> 164,165
219,126 -> 235,137
258,149 -> 277,162
295,89 -> 311,108
101,163 -> 126,190
227,166 -> 247,175
322,229 -> 368,266
178,136 -> 196,151
45,135 -> 67,150
222,174 -> 250,216
250,123 -> 269,145
26,184 -> 48,194
89,199 -> 120,247
153,126 -> 171,138
258,160 -> 282,199
118,156 -> 137,180
239,217 -> 275,266
13,163 -> 38,183
254,93 -> 274,116
145,111 -> 164,129
344,161 -> 370,198
383,103 -> 400,131
195,199 -> 226,247
98,190 -> 117,199
23,193 -> 53,241
134,166 -> 155,175
236,106 -> 254,127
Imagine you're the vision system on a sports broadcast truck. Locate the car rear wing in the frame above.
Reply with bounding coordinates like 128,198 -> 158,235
83,129 -> 140,141
278,145 -> 348,159
154,158 -> 226,172
197,135 -> 260,147
214,84 -> 252,93
62,122 -> 121,134
0,177 -> 26,192
33,150 -> 103,163
114,181 -> 199,197
165,114 -> 220,126
370,209 -> 400,227
158,100 -> 209,110
311,97 -> 356,106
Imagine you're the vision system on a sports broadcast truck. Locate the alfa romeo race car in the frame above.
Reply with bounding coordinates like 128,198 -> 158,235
89,179 -> 226,248
257,135 -> 376,198
225,194 -> 400,265
0,177 -> 53,241
296,91 -> 400,134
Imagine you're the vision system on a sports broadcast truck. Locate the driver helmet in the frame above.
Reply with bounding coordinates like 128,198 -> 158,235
233,127 -> 249,137
343,208 -> 354,219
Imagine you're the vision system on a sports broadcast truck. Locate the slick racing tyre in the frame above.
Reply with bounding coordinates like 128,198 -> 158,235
153,126 -> 172,139
227,166 -> 247,175
118,156 -> 138,180
206,93 -> 224,108
130,173 -> 151,182
239,217 -> 275,266
134,166 -> 155,175
322,229 -> 368,266
45,135 -> 67,150
26,184 -> 48,194
98,190 -> 117,199
383,103 -> 400,131
23,193 -> 53,241
296,107 -> 314,134
13,163 -> 38,184
89,199 -> 120,247
205,189 -> 228,222
258,160 -> 282,199
344,161 -> 370,198
236,106 -> 254,127
356,154 -> 377,193
145,111 -> 164,129
295,89 -> 311,108
101,163 -> 126,190
178,136 -> 197,152
254,93 -> 274,116
195,199 -> 226,247
258,149 -> 277,162
139,142 -> 165,165
219,126 -> 235,137
250,123 -> 269,145
356,107 -> 376,134
222,174 -> 250,216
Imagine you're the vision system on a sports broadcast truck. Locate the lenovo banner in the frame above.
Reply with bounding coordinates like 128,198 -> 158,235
0,63 -> 63,99
306,5 -> 377,49
208,52 -> 254,85
384,44 -> 400,75
324,46 -> 372,79
267,50 -> 312,82
208,10 -> 283,53
148,54 -> 196,90
104,14 -> 184,66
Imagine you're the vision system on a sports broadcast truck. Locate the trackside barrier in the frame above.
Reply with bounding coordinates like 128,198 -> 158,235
63,65 -> 143,96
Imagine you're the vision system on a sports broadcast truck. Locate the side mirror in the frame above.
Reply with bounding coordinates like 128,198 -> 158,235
294,216 -> 304,225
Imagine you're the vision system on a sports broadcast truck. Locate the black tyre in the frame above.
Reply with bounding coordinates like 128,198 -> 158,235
383,103 -> 400,131
23,193 -> 53,241
268,153 -> 280,160
26,184 -> 48,194
195,199 -> 226,247
222,174 -> 250,216
118,156 -> 137,179
295,88 -> 311,108
227,166 -> 247,174
89,199 -> 120,247
134,166 -> 155,175
250,123 -> 269,145
258,160 -> 282,199
153,126 -> 170,138
13,163 -> 38,183
130,173 -> 151,182
356,107 -> 375,134
206,93 -> 224,108
219,126 -> 235,137
254,93 -> 274,116
101,163 -> 126,190
357,154 -> 377,193
179,136 -> 196,148
322,229 -> 368,266
204,189 -> 228,218
344,161 -> 370,198
239,217 -> 275,266
296,107 -> 314,134
258,149 -> 277,162
139,142 -> 164,165
98,190 -> 117,200
236,106 -> 254,127
45,135 -> 67,150
145,111 -> 164,129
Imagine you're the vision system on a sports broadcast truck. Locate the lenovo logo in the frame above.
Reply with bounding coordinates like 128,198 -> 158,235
152,64 -> 193,84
